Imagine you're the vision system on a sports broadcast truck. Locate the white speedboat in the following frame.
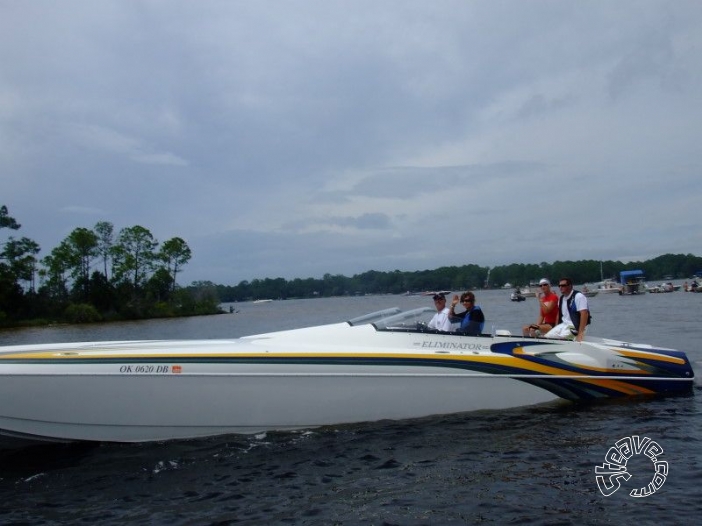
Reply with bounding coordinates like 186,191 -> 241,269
581,286 -> 599,298
0,308 -> 694,445
596,278 -> 621,294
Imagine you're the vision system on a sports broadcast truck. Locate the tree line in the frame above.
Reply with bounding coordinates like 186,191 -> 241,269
205,253 -> 702,302
4,204 -> 701,324
1,205 -> 219,326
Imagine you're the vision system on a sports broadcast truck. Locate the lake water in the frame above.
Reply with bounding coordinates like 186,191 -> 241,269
1,290 -> 701,524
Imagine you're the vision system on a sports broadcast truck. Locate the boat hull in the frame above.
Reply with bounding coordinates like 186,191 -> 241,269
0,369 -> 558,443
0,315 -> 694,444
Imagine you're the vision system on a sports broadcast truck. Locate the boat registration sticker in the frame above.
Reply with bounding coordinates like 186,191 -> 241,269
117,365 -> 182,374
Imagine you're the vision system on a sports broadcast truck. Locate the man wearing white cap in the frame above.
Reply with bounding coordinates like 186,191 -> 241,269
522,278 -> 558,337
428,293 -> 452,331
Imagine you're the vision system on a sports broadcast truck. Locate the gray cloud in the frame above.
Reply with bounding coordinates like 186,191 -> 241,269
2,1 -> 701,285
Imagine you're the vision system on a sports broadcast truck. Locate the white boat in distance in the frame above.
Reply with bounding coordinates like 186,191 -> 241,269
596,278 -> 621,294
581,286 -> 599,298
510,290 -> 526,301
647,282 -> 681,293
517,286 -> 537,298
0,307 -> 694,445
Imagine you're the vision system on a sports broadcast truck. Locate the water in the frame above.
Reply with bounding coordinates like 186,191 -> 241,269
1,290 -> 701,525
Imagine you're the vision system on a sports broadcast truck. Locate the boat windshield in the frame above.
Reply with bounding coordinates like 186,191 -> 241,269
347,307 -> 403,326
371,307 -> 436,331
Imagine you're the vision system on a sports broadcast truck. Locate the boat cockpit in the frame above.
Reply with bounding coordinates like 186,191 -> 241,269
348,307 -> 497,337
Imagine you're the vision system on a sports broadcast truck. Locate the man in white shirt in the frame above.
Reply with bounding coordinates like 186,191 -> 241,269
545,277 -> 590,341
428,293 -> 452,331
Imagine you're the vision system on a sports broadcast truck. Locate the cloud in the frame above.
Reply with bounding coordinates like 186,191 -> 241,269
65,123 -> 189,166
60,206 -> 106,216
1,1 -> 701,285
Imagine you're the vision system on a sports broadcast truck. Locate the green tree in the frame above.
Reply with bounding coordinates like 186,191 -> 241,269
112,225 -> 158,290
87,270 -> 116,314
1,206 -> 40,290
159,237 -> 192,292
0,205 -> 20,231
94,221 -> 114,279
2,236 -> 40,291
146,267 -> 175,304
40,241 -> 74,301
66,227 -> 99,298
1,206 -> 40,320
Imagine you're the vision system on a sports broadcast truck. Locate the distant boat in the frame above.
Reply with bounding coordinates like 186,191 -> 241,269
253,299 -> 274,304
510,290 -> 526,302
595,262 -> 621,294
517,286 -> 537,298
619,270 -> 647,295
648,282 -> 680,293
595,278 -> 621,294
583,290 -> 599,297
580,286 -> 599,298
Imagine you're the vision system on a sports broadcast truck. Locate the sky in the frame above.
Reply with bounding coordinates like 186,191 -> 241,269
2,1 -> 701,286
